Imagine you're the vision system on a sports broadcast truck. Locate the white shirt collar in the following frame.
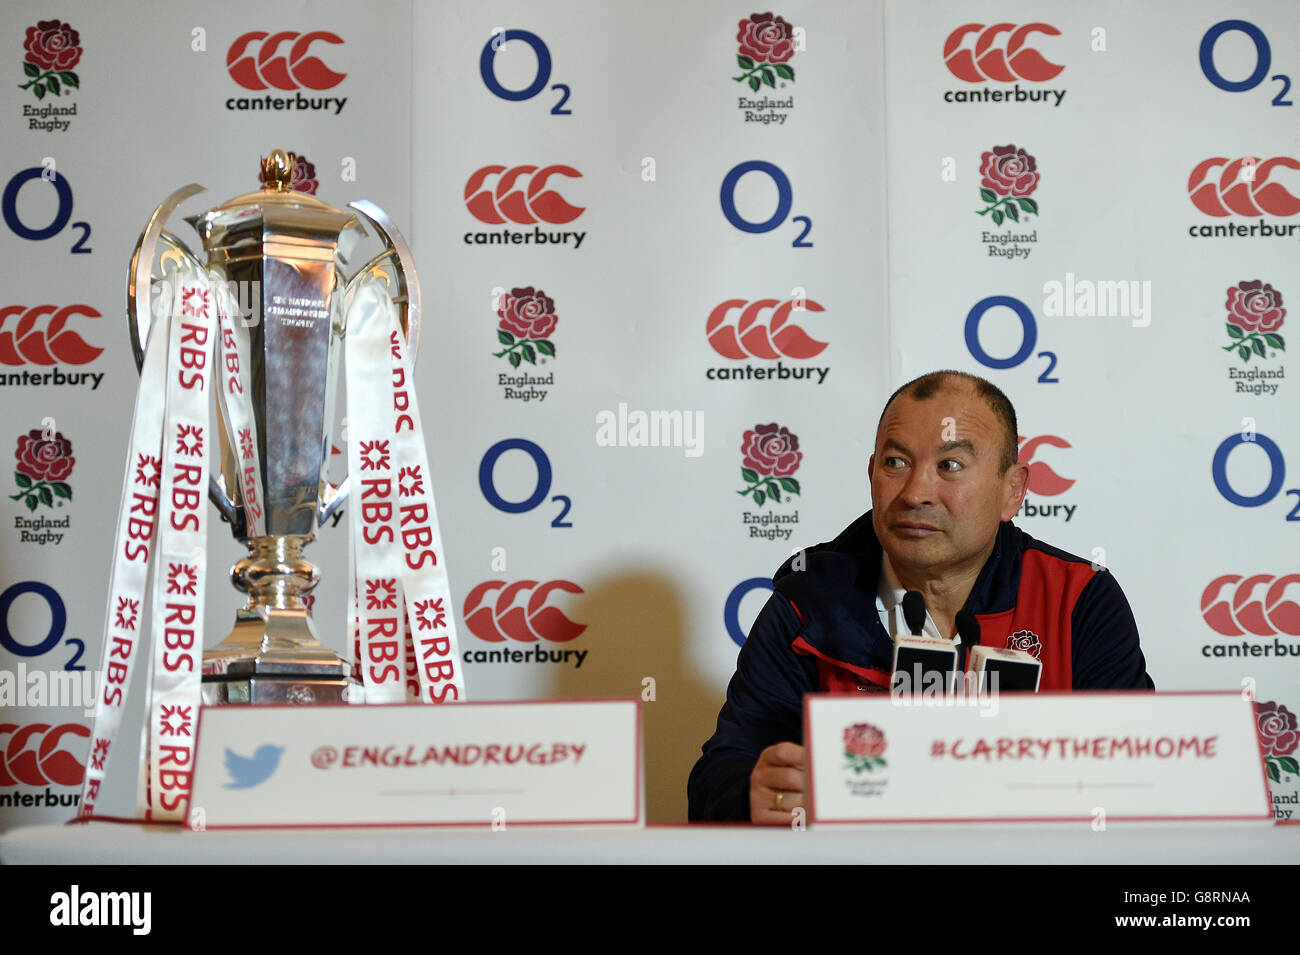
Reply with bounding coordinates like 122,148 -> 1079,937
875,550 -> 958,643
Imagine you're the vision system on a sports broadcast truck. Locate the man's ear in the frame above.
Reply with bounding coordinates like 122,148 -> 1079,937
1002,461 -> 1029,521
867,452 -> 875,481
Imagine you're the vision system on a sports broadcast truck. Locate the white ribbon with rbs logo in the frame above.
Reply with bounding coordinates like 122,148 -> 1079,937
345,280 -> 464,705
79,271 -> 465,824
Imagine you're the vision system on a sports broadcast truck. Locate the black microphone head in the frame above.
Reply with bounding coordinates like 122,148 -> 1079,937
955,610 -> 981,646
902,590 -> 926,635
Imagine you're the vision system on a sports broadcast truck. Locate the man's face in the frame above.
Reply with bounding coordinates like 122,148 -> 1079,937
869,384 -> 1028,578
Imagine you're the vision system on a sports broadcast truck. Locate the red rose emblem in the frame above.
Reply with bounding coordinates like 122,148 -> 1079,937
1006,630 -> 1042,659
1226,280 -> 1285,335
288,154 -> 319,195
498,287 -> 558,340
1258,701 -> 1299,757
741,423 -> 801,477
844,723 -> 886,758
980,145 -> 1040,197
737,12 -> 795,64
24,19 -> 82,72
15,429 -> 74,482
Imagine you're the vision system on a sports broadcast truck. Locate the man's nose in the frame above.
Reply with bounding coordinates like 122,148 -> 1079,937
898,465 -> 937,508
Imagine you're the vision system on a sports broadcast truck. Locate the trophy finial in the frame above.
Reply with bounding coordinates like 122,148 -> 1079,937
260,148 -> 295,192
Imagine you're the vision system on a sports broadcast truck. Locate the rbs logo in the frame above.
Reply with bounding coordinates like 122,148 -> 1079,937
226,30 -> 346,90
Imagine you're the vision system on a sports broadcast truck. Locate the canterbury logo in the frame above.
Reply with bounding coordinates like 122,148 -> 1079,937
0,723 -> 88,787
0,305 -> 103,366
227,30 -> 346,91
463,580 -> 587,643
943,23 -> 1064,82
1187,157 -> 1300,217
464,165 -> 584,225
1201,574 -> 1300,637
706,298 -> 827,359
1017,435 -> 1074,496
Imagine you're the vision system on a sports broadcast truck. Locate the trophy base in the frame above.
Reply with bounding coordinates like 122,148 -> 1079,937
201,673 -> 363,705
202,646 -> 364,705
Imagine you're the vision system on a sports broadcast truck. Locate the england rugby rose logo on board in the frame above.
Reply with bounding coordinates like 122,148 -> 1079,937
495,286 -> 558,368
1258,700 -> 1299,783
19,19 -> 81,99
738,423 -> 801,507
1223,280 -> 1285,364
977,145 -> 1040,226
844,722 -> 887,773
12,427 -> 73,511
733,13 -> 796,91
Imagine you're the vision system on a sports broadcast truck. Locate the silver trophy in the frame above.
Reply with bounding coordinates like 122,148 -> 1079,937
126,149 -> 420,705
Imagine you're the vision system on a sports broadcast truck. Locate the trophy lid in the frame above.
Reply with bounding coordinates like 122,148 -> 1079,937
188,148 -> 362,263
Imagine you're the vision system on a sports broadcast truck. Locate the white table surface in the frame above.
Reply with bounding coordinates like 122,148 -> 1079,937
3,819 -> 1296,864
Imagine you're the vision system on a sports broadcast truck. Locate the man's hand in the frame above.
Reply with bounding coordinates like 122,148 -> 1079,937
749,742 -> 807,825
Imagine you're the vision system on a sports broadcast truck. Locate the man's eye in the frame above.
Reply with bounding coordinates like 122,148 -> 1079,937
884,456 -> 906,468
940,459 -> 963,472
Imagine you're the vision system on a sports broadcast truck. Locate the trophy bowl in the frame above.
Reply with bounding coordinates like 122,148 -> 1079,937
125,149 -> 421,705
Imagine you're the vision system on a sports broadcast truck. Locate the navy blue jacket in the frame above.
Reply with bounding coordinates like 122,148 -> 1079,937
687,510 -> 1155,822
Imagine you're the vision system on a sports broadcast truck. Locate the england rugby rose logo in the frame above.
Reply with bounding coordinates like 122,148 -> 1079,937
977,145 -> 1040,226
1258,700 -> 1299,783
19,19 -> 81,100
844,723 -> 887,773
733,12 -> 796,91
1223,280 -> 1285,364
12,428 -> 74,511
289,152 -> 319,195
494,286 -> 558,368
738,423 -> 802,507
1006,630 -> 1042,658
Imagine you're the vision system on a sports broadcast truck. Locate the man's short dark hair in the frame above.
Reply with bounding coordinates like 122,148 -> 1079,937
875,370 -> 1019,473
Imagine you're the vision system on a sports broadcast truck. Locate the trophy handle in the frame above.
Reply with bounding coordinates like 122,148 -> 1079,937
126,183 -> 240,526
347,199 -> 421,358
317,200 -> 423,527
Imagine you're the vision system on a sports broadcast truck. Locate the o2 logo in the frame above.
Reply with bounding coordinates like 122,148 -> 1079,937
724,577 -> 775,647
964,295 -> 1059,383
3,166 -> 91,253
478,438 -> 573,527
719,161 -> 813,248
1199,20 -> 1292,106
480,29 -> 571,115
0,580 -> 83,670
1212,431 -> 1300,521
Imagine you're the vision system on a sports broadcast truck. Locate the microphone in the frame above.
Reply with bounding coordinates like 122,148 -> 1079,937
902,590 -> 926,636
964,612 -> 1041,694
891,590 -> 956,694
955,610 -> 980,670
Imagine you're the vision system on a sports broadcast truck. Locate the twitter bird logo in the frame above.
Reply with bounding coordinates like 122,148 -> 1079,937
223,745 -> 284,789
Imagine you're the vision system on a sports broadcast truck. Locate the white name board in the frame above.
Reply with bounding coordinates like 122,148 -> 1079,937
806,692 -> 1272,824
188,699 -> 642,828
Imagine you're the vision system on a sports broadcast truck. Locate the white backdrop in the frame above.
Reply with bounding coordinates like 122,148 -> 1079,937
0,0 -> 1295,828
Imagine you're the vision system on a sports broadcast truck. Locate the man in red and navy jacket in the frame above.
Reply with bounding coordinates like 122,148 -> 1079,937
688,370 -> 1155,824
